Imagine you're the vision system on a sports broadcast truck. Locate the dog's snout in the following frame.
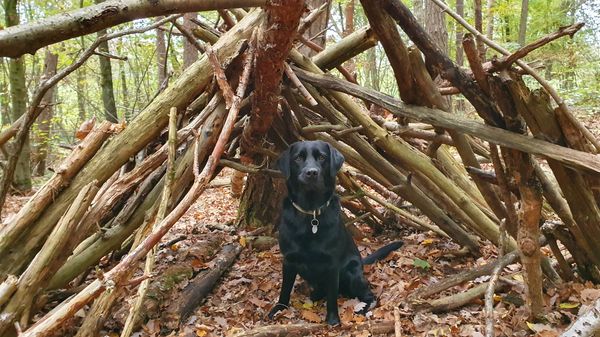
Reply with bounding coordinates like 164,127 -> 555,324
306,168 -> 319,177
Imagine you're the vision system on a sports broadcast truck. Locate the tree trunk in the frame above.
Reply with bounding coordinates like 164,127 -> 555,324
237,173 -> 286,229
455,0 -> 464,66
33,49 -> 58,176
95,0 -> 118,123
342,0 -> 356,75
518,0 -> 529,46
5,0 -> 32,191
183,13 -> 199,69
486,0 -> 496,40
156,17 -> 167,87
474,0 -> 486,60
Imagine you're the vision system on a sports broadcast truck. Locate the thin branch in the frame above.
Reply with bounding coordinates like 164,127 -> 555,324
207,46 -> 235,108
493,23 -> 584,70
172,19 -> 207,53
284,63 -> 318,106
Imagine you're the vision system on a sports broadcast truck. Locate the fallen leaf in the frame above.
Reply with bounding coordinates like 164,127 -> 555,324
301,310 -> 322,323
559,302 -> 580,309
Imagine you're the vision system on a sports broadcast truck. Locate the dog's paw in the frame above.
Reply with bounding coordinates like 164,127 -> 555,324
325,312 -> 341,326
267,303 -> 288,320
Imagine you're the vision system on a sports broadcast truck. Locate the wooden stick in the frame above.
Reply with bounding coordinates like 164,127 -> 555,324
207,46 -> 235,108
120,107 -> 178,337
394,306 -> 402,337
410,250 -> 519,300
284,63 -> 318,106
560,297 -> 600,337
485,219 -> 508,337
493,23 -> 584,70
0,275 -> 18,307
234,323 -> 325,337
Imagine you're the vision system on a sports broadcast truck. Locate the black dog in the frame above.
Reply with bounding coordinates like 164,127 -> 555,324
268,140 -> 403,325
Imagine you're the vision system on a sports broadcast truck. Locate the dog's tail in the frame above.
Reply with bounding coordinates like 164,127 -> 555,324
362,241 -> 404,265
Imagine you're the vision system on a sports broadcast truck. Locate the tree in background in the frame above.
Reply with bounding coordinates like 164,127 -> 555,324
94,0 -> 118,123
4,0 -> 32,191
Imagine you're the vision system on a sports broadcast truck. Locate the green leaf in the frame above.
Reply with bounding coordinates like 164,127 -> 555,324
413,258 -> 430,270
559,302 -> 580,309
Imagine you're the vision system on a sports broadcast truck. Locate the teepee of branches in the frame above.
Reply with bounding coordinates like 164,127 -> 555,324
0,0 -> 599,336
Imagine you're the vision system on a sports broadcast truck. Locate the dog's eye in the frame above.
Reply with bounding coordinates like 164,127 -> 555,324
294,156 -> 303,163
318,154 -> 326,161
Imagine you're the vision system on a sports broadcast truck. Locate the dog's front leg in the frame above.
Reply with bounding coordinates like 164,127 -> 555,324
268,261 -> 297,320
324,268 -> 341,326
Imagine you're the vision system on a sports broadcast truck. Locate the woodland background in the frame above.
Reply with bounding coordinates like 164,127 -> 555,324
1,0 -> 600,336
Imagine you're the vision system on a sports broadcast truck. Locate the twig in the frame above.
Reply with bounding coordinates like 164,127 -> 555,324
493,23 -> 584,70
172,19 -> 207,53
218,159 -> 283,177
394,306 -> 402,337
92,50 -> 128,61
285,63 -> 318,106
206,46 -> 236,108
485,219 -> 508,337
0,14 -> 181,219
429,0 -> 600,152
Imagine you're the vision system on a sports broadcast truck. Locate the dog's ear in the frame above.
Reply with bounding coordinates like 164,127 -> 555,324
277,147 -> 292,179
328,143 -> 344,178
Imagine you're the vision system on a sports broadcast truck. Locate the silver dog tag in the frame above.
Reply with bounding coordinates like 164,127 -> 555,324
311,218 -> 319,234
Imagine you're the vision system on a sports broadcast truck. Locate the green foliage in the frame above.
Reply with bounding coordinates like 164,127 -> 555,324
413,258 -> 431,270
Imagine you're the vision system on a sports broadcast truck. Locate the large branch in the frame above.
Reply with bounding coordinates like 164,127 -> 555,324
241,0 -> 305,152
0,0 -> 266,58
293,68 -> 600,174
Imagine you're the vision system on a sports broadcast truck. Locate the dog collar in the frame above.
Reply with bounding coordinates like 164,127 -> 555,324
291,197 -> 332,234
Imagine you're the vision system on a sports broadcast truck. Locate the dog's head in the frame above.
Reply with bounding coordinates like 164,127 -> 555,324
277,140 -> 344,192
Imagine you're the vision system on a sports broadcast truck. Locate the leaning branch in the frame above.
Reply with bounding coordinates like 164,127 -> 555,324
0,0 -> 266,58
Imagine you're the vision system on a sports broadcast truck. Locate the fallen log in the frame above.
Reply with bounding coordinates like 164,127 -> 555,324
179,243 -> 243,323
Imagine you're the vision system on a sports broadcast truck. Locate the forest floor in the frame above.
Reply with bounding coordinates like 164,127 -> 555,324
4,112 -> 600,337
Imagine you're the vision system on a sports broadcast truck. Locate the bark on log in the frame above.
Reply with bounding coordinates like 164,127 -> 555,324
179,243 -> 243,322
0,9 -> 263,277
241,0 -> 304,153
311,26 -> 378,71
293,68 -> 600,174
0,0 -> 267,58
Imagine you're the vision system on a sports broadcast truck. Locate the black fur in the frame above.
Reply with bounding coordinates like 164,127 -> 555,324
268,140 -> 403,325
